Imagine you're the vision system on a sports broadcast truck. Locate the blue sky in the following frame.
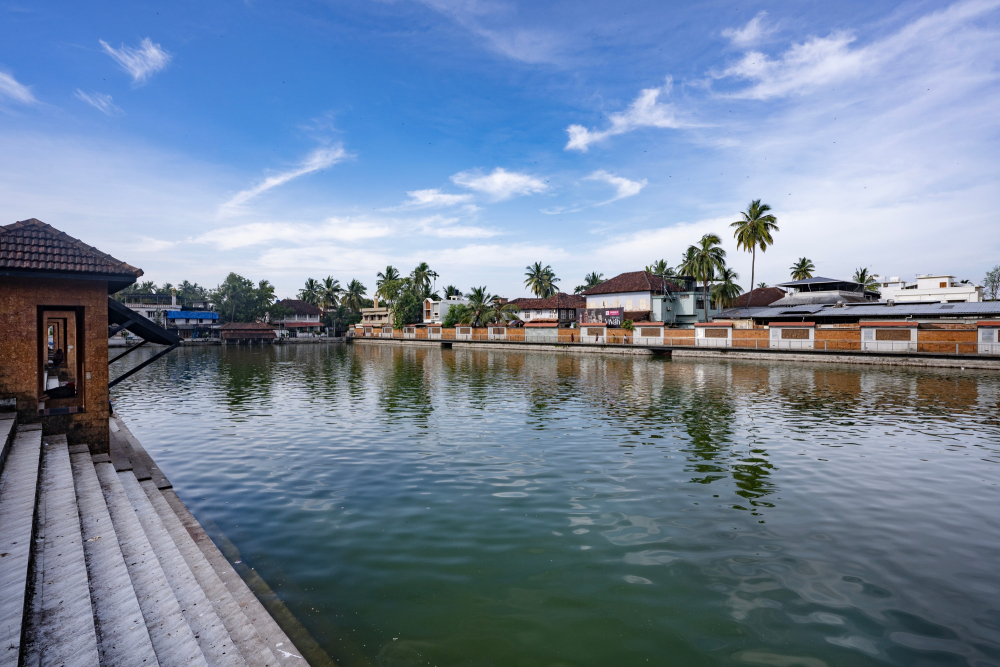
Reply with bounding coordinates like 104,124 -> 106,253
1,0 -> 998,298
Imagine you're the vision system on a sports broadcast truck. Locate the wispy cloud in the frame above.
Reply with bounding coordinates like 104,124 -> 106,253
194,217 -> 389,250
220,145 -> 348,215
565,77 -> 687,151
74,90 -> 123,116
585,170 -> 647,204
451,167 -> 547,201
99,38 -> 171,84
397,188 -> 474,209
418,214 -> 497,238
0,69 -> 35,104
721,12 -> 774,49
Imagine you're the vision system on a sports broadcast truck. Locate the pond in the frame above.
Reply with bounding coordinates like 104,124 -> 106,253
110,343 -> 1000,667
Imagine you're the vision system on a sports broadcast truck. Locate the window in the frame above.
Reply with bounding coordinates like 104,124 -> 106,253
696,299 -> 705,310
640,299 -> 648,310
625,299 -> 633,310
983,330 -> 995,343
939,282 -> 947,288
613,299 -> 620,307
38,307 -> 86,414
862,329 -> 874,341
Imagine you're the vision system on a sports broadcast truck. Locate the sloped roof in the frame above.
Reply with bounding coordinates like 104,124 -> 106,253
220,322 -> 276,330
277,299 -> 323,316
0,218 -> 142,292
732,287 -> 786,308
582,271 -> 680,296
510,292 -> 586,309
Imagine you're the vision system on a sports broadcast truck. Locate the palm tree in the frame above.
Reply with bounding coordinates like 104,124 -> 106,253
484,295 -> 520,324
444,285 -> 463,298
524,262 -> 559,298
464,286 -> 493,326
375,266 -> 401,304
574,271 -> 604,294
321,276 -> 342,311
789,257 -> 815,281
853,268 -> 879,292
343,279 -> 367,313
730,199 -> 779,295
757,282 -> 769,289
299,278 -> 321,306
680,234 -> 727,322
645,259 -> 677,279
711,267 -> 743,309
410,262 -> 438,297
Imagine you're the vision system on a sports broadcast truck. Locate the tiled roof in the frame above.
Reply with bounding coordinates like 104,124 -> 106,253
220,322 -> 276,330
732,287 -> 786,308
624,310 -> 652,322
510,292 -> 586,309
277,299 -> 323,316
0,218 -> 142,278
582,271 -> 680,296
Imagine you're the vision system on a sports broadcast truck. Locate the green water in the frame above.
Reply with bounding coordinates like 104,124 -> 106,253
110,343 -> 1000,667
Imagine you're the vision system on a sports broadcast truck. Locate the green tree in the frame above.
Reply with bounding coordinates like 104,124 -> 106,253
343,279 -> 367,313
483,295 -> 520,324
299,278 -> 321,305
375,266 -> 401,304
410,262 -> 439,298
391,289 -> 423,328
212,273 -> 275,323
711,267 -> 743,308
983,265 -> 1000,300
443,303 -> 469,327
757,282 -> 769,289
444,285 -> 463,298
524,262 -> 559,298
645,259 -> 677,280
789,257 -> 815,281
575,271 -> 604,294
852,268 -> 879,292
730,199 -> 779,296
680,234 -> 727,322
321,276 -> 342,311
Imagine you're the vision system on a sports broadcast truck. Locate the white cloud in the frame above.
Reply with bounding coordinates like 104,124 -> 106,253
74,90 -> 123,116
194,217 -> 391,250
219,145 -> 348,215
565,77 -> 686,151
0,70 -> 35,104
585,170 -> 647,204
721,12 -> 774,48
451,167 -> 547,201
99,38 -> 171,84
417,215 -> 497,238
398,188 -> 474,209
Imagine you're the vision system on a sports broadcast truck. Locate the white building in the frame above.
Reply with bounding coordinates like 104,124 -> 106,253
877,274 -> 983,303
423,296 -> 472,324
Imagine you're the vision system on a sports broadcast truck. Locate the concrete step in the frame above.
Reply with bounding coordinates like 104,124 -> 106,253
159,490 -> 307,666
72,448 -> 158,667
0,424 -> 43,667
22,437 -> 100,667
140,481 -> 280,667
117,470 -> 248,667
95,461 -> 209,667
0,416 -> 15,476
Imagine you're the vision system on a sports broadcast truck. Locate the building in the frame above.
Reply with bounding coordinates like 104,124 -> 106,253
581,271 -> 720,326
732,287 -> 786,308
274,299 -> 323,335
772,277 -> 880,305
220,322 -> 277,344
361,304 -> 392,328
876,274 -> 983,303
423,296 -> 472,324
0,218 -> 175,447
119,293 -> 175,326
716,299 -> 1000,327
508,293 -> 585,326
165,310 -> 220,339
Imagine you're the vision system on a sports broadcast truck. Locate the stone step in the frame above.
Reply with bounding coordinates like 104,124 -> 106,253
117,470 -> 248,667
0,424 -> 43,667
95,461 -> 209,667
0,416 -> 15,475
140,481 -> 281,667
22,436 -> 100,667
159,490 -> 308,666
72,447 -> 158,667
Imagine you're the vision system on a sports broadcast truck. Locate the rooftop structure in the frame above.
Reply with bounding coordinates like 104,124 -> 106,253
423,296 -> 472,324
877,273 -> 983,303
772,276 -> 880,306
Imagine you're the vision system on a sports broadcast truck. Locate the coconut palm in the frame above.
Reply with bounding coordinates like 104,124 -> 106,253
410,262 -> 438,297
757,282 -> 769,289
343,279 -> 367,313
463,286 -> 493,326
524,262 -> 559,298
645,259 -> 677,279
789,257 -> 815,281
484,295 -> 520,324
299,278 -> 321,306
730,199 -> 779,296
680,234 -> 727,322
853,268 -> 879,292
444,285 -> 463,298
574,271 -> 604,294
711,267 -> 743,309
375,266 -> 401,304
321,276 -> 342,311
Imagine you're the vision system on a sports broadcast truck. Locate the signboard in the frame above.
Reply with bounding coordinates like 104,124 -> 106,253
604,308 -> 625,328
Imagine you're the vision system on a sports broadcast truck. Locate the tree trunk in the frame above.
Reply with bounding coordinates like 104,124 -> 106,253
750,247 -> 756,304
703,281 -> 709,322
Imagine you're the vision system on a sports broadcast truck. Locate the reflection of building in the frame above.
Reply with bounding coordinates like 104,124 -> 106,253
509,293 -> 584,326
423,296 -> 471,324
581,271 -> 719,326
877,274 -> 983,303
274,299 -> 323,335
